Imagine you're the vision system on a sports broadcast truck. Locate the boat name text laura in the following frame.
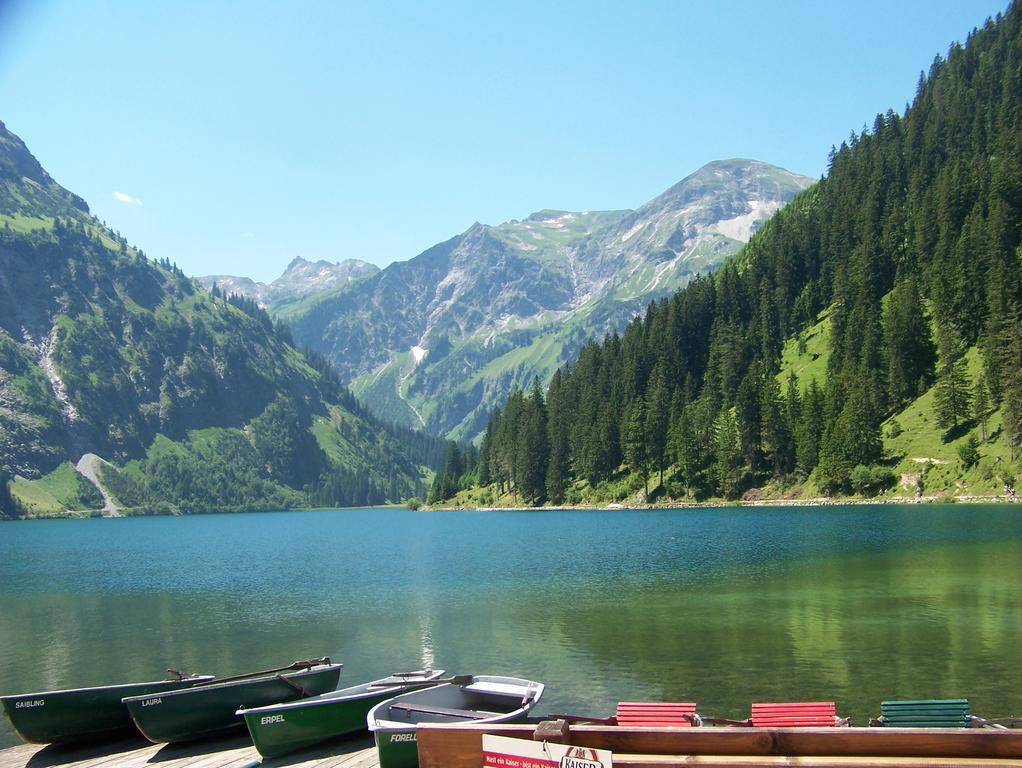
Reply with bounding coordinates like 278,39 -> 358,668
141,698 -> 162,707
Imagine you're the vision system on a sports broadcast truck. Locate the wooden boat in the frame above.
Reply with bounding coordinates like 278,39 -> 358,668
415,723 -> 1022,768
367,675 -> 544,768
0,673 -> 214,744
238,669 -> 447,758
122,658 -> 341,744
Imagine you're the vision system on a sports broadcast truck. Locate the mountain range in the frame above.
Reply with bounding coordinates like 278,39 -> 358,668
212,160 -> 811,441
0,120 -> 445,517
198,256 -> 378,307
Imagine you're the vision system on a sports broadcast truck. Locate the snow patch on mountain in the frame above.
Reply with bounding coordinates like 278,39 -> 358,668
711,199 -> 782,242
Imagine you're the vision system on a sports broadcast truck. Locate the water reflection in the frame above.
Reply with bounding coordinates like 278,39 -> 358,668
0,506 -> 1020,747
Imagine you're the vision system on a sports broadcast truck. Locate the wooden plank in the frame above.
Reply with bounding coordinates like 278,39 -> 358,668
3,738 -> 157,768
0,745 -> 36,768
0,737 -> 380,768
416,724 -> 1022,768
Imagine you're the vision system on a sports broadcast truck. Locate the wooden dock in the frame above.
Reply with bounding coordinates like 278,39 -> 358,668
0,734 -> 379,768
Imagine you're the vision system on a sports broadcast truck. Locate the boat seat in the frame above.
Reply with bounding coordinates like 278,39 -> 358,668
751,701 -> 844,727
616,701 -> 699,727
389,702 -> 497,719
878,699 -> 972,728
464,682 -> 530,697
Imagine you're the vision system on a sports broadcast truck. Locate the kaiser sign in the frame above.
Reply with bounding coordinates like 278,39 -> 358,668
482,734 -> 613,768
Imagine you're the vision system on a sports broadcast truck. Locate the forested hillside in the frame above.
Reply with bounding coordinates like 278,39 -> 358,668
432,3 -> 1022,506
0,120 -> 447,517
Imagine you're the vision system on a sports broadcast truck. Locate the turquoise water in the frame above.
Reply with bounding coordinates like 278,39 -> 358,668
1,505 -> 1021,747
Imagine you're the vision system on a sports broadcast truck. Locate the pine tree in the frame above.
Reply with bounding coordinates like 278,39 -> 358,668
957,434 -> 980,468
516,379 -> 548,505
761,374 -> 794,476
883,276 -> 936,406
495,390 -> 524,499
623,398 -> 649,498
998,305 -> 1022,459
712,406 -> 743,498
785,372 -> 802,428
670,404 -> 700,497
933,327 -> 973,434
478,410 -> 495,486
735,364 -> 763,470
817,386 -> 881,492
644,364 -> 670,489
545,371 -> 570,504
973,375 -> 992,442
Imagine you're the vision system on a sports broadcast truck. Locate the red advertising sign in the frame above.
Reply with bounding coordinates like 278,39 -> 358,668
481,734 -> 613,768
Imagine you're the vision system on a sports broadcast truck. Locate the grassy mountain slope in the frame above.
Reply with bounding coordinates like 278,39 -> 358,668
777,308 -> 1014,499
0,120 -> 443,517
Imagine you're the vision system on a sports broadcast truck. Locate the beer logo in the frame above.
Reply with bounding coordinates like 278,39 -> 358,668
560,746 -> 603,768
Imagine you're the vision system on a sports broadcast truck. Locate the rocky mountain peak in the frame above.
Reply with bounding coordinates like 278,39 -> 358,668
199,256 -> 379,306
0,121 -> 89,214
283,158 -> 813,441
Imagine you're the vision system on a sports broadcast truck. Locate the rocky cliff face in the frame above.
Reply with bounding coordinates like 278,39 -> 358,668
280,159 -> 813,440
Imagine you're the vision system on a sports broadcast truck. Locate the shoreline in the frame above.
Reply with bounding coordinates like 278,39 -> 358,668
436,493 -> 1019,512
2,495 -> 1018,521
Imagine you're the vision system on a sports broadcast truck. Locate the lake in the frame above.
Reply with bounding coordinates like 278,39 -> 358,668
1,505 -> 1020,748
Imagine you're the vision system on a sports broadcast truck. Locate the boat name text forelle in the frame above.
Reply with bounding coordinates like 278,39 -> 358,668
261,714 -> 286,725
390,733 -> 417,743
141,698 -> 162,707
14,700 -> 44,708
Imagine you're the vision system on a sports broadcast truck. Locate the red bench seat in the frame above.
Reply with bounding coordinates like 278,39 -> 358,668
751,701 -> 841,727
616,701 -> 698,727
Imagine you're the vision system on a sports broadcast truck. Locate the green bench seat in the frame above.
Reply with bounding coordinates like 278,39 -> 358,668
879,699 -> 971,728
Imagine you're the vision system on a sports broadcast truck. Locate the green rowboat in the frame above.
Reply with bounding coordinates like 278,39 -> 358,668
1,673 -> 214,744
367,675 -> 544,768
238,669 -> 446,758
123,658 -> 341,744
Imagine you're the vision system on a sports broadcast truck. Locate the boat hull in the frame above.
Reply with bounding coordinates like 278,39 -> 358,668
0,677 -> 214,745
374,727 -> 426,768
240,671 -> 445,759
368,675 -> 543,768
124,664 -> 341,744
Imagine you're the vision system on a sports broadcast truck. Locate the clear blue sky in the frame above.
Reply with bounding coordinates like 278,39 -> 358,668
0,1 -> 1007,282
